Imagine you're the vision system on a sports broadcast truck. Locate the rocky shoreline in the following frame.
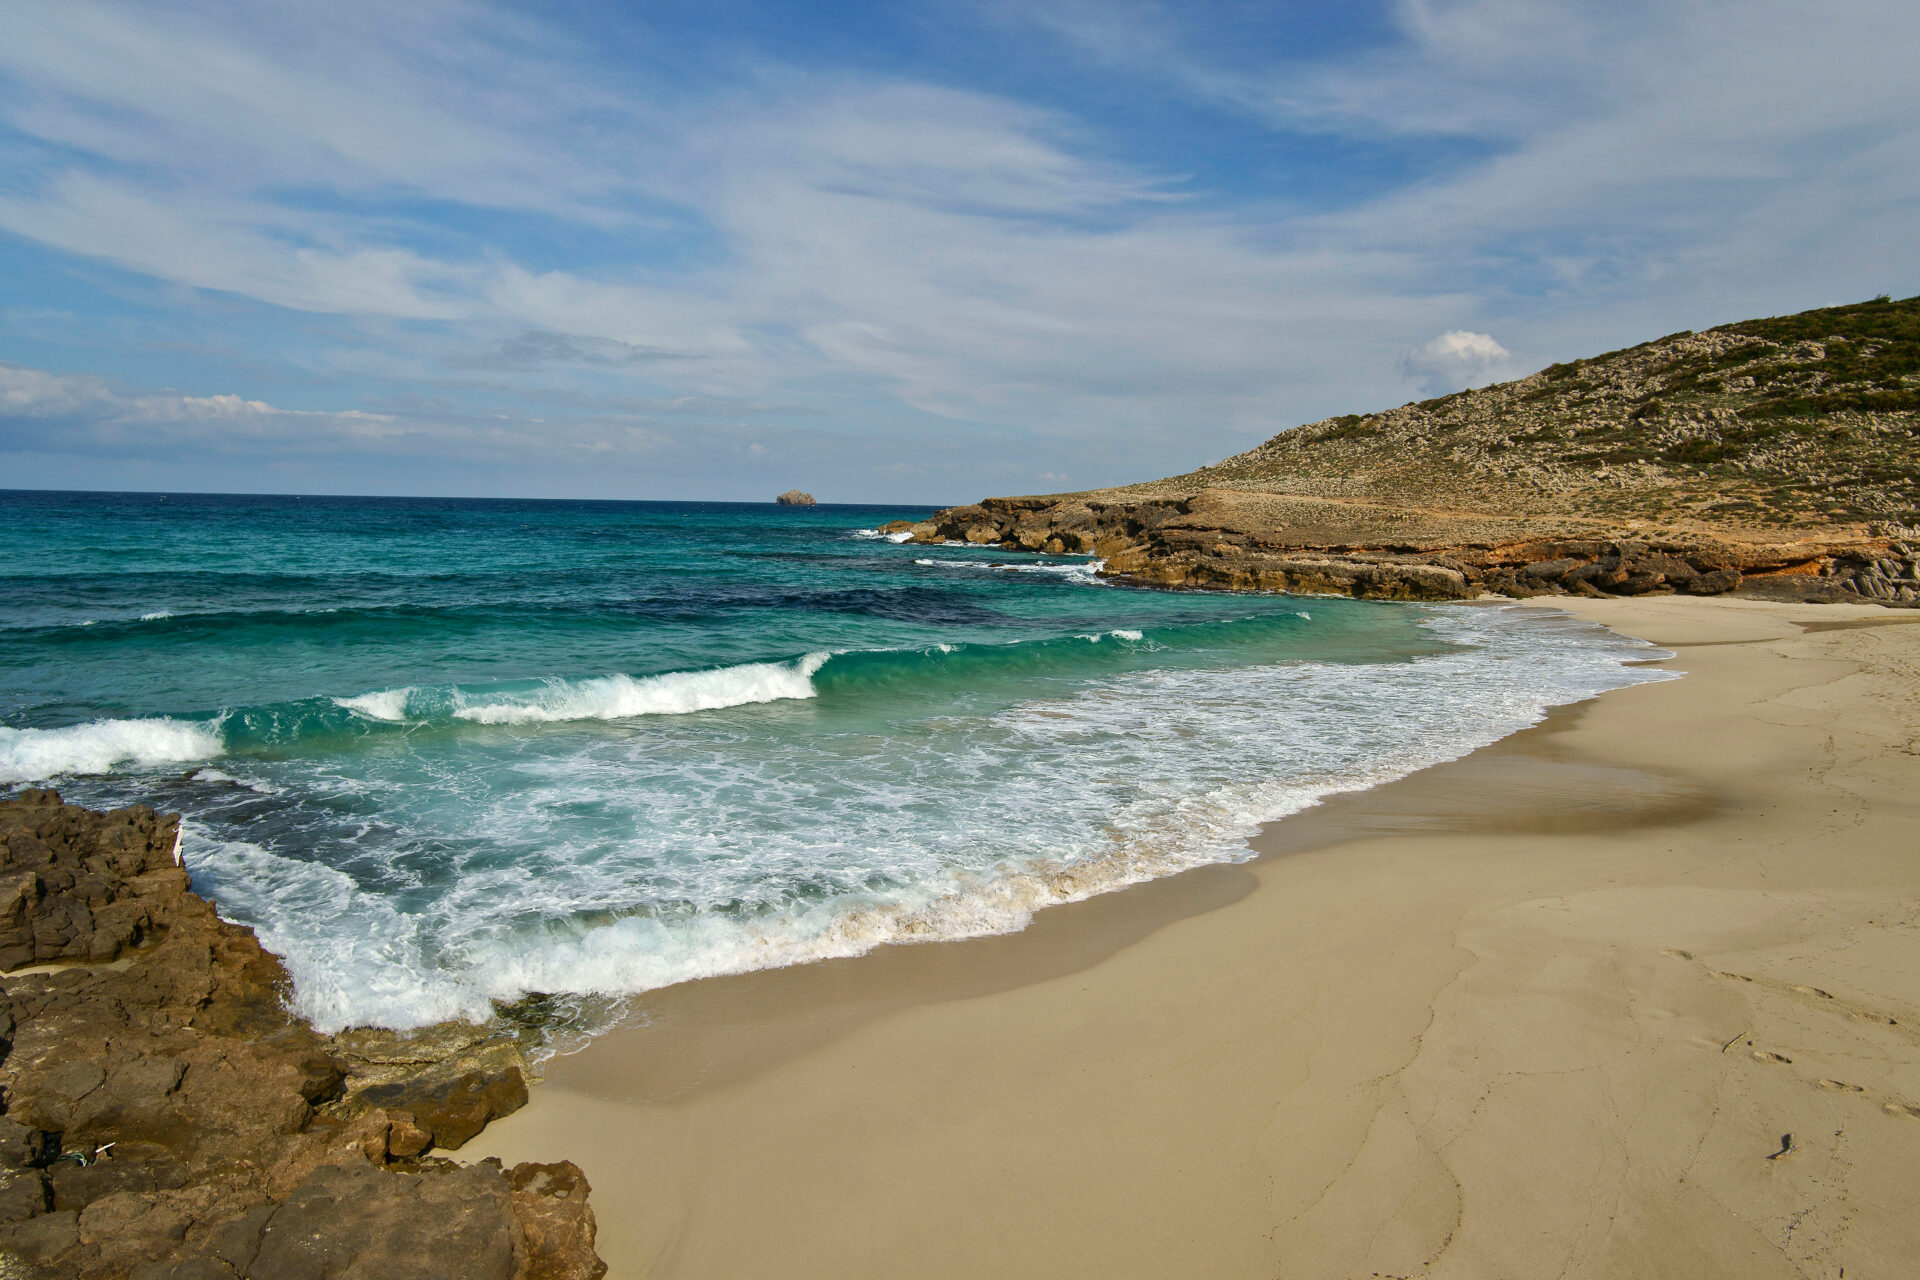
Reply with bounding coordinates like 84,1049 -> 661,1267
0,789 -> 606,1280
883,492 -> 1918,605
882,296 -> 1919,606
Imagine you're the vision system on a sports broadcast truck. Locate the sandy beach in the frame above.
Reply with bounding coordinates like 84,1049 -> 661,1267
464,595 -> 1920,1280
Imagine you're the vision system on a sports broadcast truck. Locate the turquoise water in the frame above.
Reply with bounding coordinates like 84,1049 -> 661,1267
2,491 -> 1668,1036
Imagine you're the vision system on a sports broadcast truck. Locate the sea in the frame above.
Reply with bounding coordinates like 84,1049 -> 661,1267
1,490 -> 1671,1045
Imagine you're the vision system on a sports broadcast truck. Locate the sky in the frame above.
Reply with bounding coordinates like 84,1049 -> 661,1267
2,0 -> 1917,504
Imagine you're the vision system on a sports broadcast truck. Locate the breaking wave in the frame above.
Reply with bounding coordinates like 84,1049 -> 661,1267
450,654 -> 832,725
0,717 -> 225,784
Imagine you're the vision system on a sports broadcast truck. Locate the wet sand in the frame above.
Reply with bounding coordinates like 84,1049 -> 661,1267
464,596 -> 1920,1279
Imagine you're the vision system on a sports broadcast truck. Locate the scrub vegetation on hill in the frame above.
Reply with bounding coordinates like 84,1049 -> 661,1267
1153,294 -> 1920,530
893,296 -> 1920,604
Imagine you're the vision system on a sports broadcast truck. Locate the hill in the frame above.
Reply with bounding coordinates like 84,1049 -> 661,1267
889,295 -> 1920,604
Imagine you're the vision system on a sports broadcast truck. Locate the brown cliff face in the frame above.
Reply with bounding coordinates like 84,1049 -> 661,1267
890,295 -> 1920,604
0,790 -> 606,1280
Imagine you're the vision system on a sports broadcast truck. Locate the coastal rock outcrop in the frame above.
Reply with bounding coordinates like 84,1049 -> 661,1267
884,495 -> 1917,604
887,295 -> 1918,605
0,789 -> 606,1280
775,490 -> 817,506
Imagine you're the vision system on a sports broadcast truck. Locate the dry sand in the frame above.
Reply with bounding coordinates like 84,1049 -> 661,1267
464,596 -> 1920,1279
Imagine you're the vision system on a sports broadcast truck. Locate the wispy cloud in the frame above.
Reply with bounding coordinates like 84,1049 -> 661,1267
0,0 -> 1916,500
448,331 -> 695,371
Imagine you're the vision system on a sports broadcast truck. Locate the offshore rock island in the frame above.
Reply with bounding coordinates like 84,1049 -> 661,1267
887,295 -> 1920,605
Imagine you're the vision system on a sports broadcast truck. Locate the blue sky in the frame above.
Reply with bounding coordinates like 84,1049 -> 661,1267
3,0 -> 1917,503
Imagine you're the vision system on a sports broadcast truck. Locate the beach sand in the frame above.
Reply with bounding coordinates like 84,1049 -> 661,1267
463,596 -> 1920,1279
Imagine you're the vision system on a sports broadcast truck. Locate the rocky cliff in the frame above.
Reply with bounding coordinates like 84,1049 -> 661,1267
889,295 -> 1920,604
0,790 -> 606,1280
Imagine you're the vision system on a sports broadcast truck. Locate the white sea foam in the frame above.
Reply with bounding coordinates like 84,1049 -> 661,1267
335,688 -> 414,721
0,717 -> 225,784
163,605 -> 1675,1036
183,825 -> 488,1029
193,767 -> 281,794
451,653 -> 831,725
913,556 -> 1105,584
141,611 -> 173,621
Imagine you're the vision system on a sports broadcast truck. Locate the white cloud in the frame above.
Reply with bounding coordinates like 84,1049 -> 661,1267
1400,331 -> 1512,395
0,0 -> 1917,498
0,363 -> 404,454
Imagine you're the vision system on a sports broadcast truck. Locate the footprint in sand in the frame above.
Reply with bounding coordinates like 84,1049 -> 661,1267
1883,1101 -> 1920,1119
1659,948 -> 1694,961
1816,1079 -> 1865,1092
1791,984 -> 1834,999
1752,1049 -> 1793,1064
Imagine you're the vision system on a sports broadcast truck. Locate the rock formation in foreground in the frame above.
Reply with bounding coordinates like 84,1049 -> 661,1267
887,295 -> 1919,604
775,490 -> 817,506
0,789 -> 606,1280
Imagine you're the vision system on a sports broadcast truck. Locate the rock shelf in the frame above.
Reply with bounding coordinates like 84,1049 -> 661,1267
0,790 -> 606,1280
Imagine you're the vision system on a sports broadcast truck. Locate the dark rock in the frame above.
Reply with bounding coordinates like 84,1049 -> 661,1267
356,1065 -> 528,1151
509,1162 -> 607,1280
1684,568 -> 1743,595
0,1169 -> 49,1223
218,1160 -> 517,1280
0,792 -> 608,1280
0,791 -> 182,969
8,1206 -> 78,1262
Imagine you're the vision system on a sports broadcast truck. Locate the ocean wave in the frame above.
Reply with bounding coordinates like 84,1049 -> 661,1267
183,826 -> 487,1030
12,617 -> 1309,774
450,653 -> 832,725
0,716 -> 225,784
334,688 -> 414,722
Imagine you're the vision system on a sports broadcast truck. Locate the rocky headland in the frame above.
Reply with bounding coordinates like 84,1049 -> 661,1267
0,789 -> 606,1280
886,295 -> 1920,604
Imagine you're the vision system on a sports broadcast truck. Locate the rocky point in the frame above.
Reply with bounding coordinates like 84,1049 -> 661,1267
0,789 -> 606,1280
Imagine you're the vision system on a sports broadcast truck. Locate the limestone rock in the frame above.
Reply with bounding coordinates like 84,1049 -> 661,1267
0,789 -> 607,1280
0,792 -> 183,969
774,490 -> 816,506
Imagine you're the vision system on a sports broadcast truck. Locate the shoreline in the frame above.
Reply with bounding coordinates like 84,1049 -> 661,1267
463,594 -> 1920,1279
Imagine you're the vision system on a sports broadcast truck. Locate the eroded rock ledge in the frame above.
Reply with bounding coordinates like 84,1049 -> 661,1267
883,491 -> 1919,605
0,790 -> 606,1280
